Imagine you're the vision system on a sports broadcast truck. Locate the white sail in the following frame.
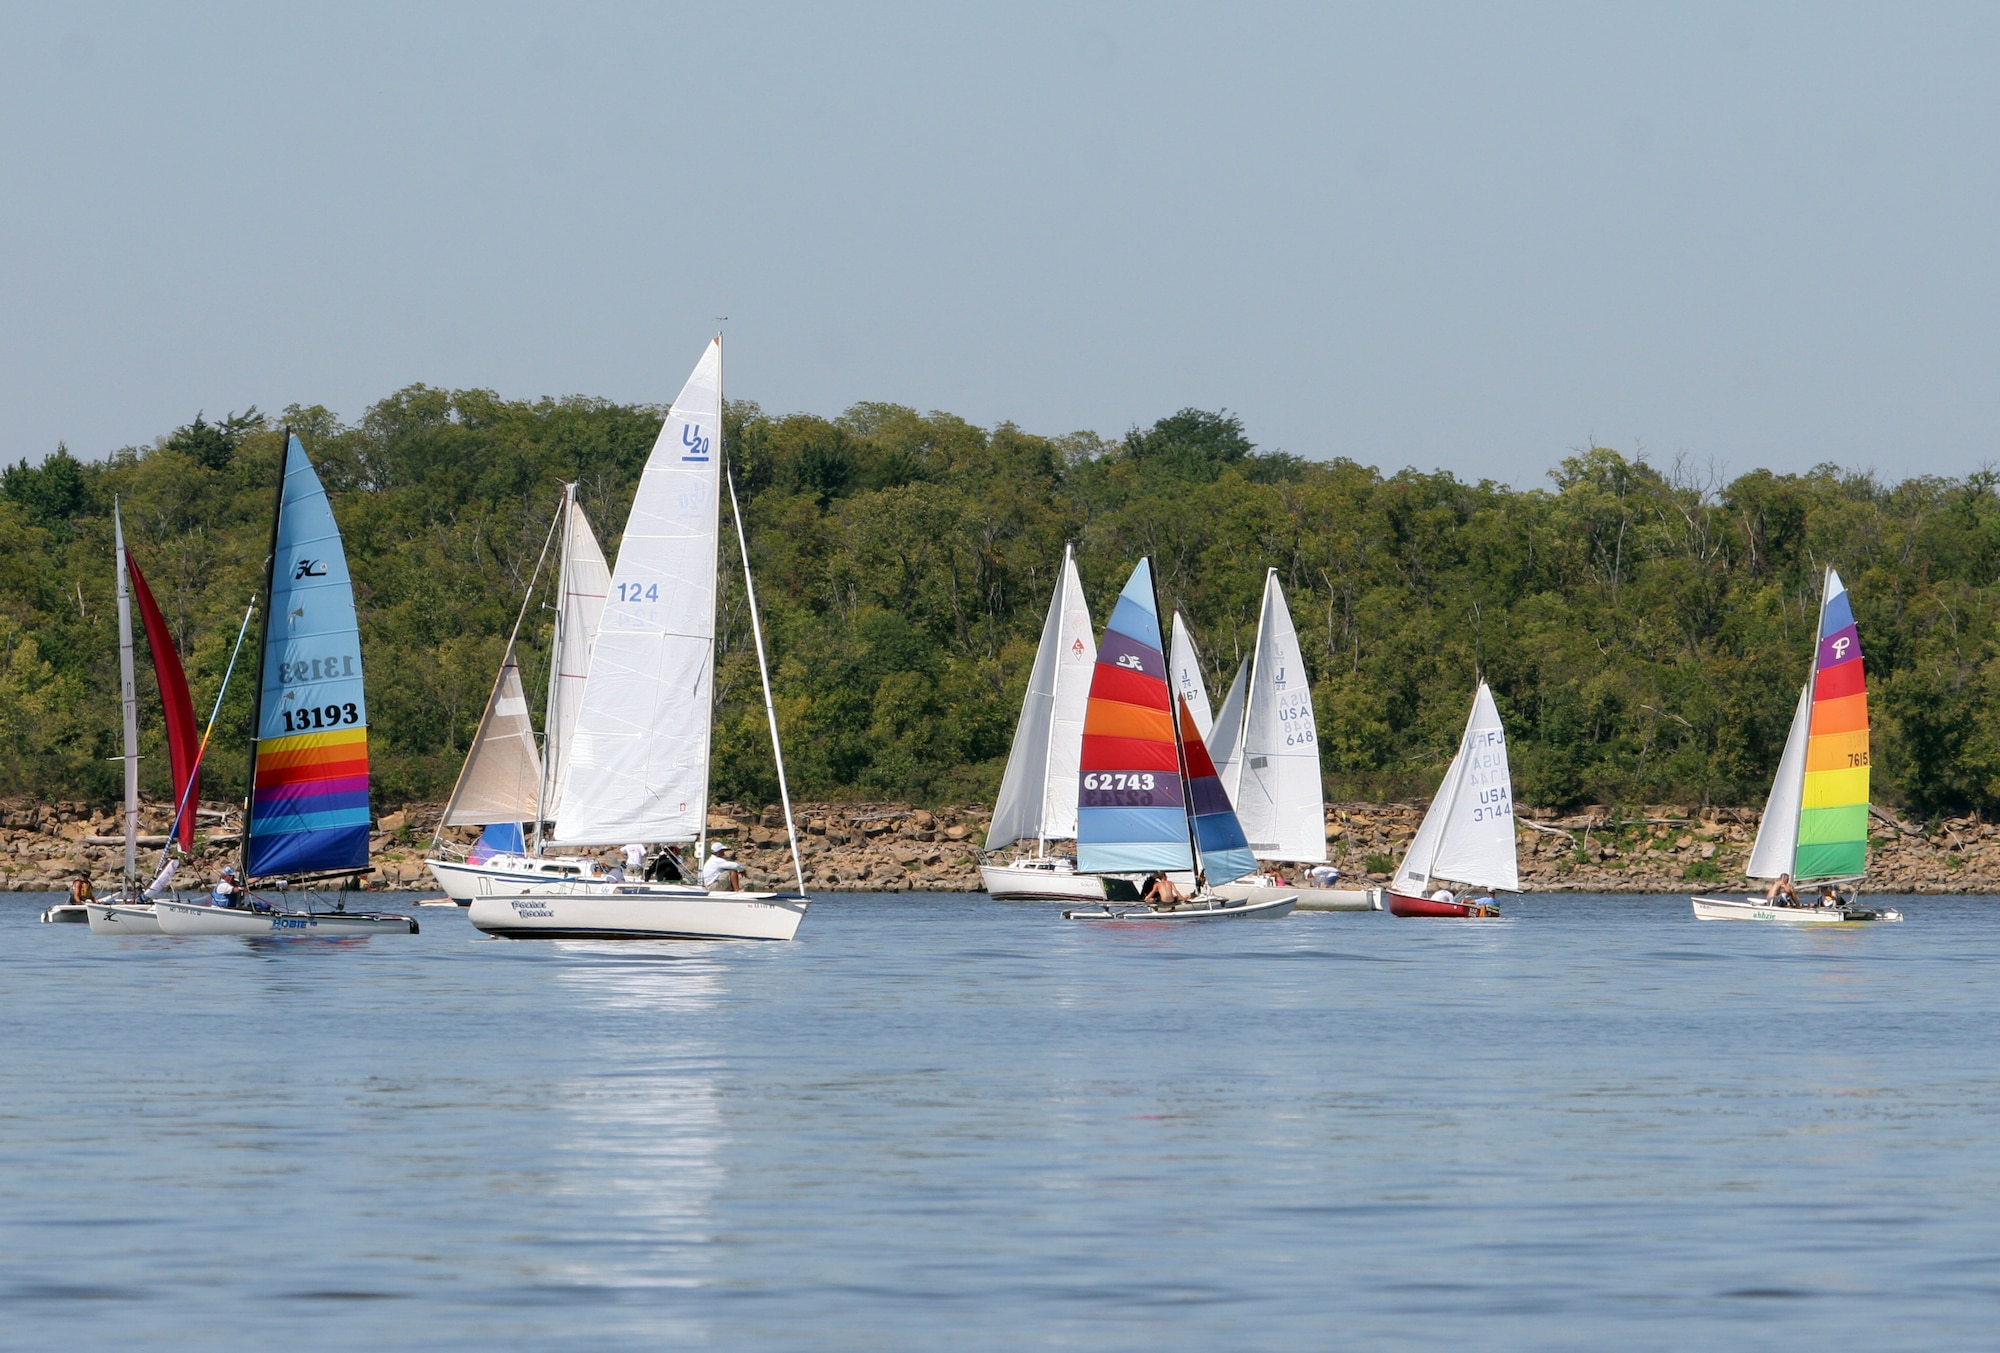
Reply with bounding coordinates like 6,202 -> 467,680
1234,572 -> 1326,863
553,340 -> 722,845
1392,746 -> 1460,894
542,490 -> 610,822
988,549 -> 1095,850
442,647 -> 543,827
1746,683 -> 1811,880
1395,682 -> 1518,893
1169,612 -> 1215,741
1210,658 -> 1249,800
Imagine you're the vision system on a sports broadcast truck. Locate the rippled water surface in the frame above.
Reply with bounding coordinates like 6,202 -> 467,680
5,891 -> 1999,1349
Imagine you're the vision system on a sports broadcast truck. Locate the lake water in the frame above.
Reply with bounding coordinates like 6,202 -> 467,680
4,890 -> 1997,1350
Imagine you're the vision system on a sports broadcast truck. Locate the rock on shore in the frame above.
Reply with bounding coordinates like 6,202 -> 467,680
4,797 -> 1994,895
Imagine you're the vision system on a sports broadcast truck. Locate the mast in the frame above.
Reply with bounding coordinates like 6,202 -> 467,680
240,430 -> 289,880
532,484 -> 576,857
1147,559 -> 1205,882
114,501 -> 139,889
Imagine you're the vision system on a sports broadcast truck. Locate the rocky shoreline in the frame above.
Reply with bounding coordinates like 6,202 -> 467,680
4,796 -> 1994,895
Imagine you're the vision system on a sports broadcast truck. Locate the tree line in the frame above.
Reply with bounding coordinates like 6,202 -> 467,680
3,390 -> 1997,820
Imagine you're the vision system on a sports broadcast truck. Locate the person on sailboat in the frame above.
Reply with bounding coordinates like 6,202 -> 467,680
1308,863 -> 1340,888
211,865 -> 240,908
69,874 -> 95,906
649,845 -> 690,883
1430,886 -> 1455,905
1141,872 -> 1186,910
702,842 -> 745,891
1817,884 -> 1842,908
1765,873 -> 1800,907
622,843 -> 646,875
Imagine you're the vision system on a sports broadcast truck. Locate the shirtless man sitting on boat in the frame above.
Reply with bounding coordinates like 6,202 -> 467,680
1141,873 -> 1186,910
1766,873 -> 1801,907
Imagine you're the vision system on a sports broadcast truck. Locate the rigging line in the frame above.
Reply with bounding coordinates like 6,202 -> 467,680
726,466 -> 806,895
434,491 -> 564,850
154,594 -> 260,874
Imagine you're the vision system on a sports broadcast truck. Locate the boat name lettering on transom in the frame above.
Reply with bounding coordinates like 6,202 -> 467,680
278,656 -> 358,685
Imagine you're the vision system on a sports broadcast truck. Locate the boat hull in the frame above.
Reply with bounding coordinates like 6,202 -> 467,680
980,861 -> 1107,902
153,899 -> 419,936
85,901 -> 162,934
40,902 -> 91,923
427,855 -> 619,902
1061,895 -> 1297,922
1691,895 -> 1903,924
1214,882 -> 1382,912
1387,889 -> 1501,918
467,889 -> 808,941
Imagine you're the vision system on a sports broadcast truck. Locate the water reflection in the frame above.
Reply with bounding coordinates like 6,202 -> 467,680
545,947 -> 727,1319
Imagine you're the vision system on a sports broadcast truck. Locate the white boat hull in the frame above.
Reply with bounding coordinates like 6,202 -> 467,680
1691,895 -> 1903,924
85,901 -> 162,934
1062,894 -> 1297,922
980,861 -> 1108,902
426,854 -> 619,902
1214,882 -> 1382,912
40,902 -> 91,923
468,888 -> 808,941
153,898 -> 420,936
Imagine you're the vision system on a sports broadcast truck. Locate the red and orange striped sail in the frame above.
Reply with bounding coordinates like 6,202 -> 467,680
1796,569 -> 1868,880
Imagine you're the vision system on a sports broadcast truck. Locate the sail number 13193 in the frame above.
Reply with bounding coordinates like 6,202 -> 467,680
280,703 -> 360,732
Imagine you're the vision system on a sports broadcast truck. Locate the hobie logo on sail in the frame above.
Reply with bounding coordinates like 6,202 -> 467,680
1116,653 -> 1142,670
1831,636 -> 1852,661
681,423 -> 711,462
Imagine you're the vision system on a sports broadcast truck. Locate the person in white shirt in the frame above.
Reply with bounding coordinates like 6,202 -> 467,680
1430,887 -> 1454,904
622,843 -> 646,875
1307,864 -> 1340,888
701,842 -> 744,891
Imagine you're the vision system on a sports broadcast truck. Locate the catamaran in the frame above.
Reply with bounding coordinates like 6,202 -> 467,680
79,506 -> 208,934
466,338 -> 810,941
980,546 -> 1102,901
1061,559 -> 1293,922
1210,570 -> 1381,912
153,432 -> 417,937
1692,568 -> 1900,924
1386,682 -> 1517,918
424,484 -> 621,901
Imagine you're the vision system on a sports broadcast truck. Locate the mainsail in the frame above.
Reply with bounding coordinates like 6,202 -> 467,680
441,645 -> 542,828
126,549 -> 200,850
554,340 -> 723,845
987,546 -> 1096,851
1796,568 -> 1869,880
244,433 -> 371,879
1231,571 -> 1326,863
1077,558 -> 1257,882
1169,612 -> 1215,741
1392,682 -> 1517,894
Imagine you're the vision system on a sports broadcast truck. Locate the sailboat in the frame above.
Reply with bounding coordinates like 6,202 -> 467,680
1211,570 -> 1382,912
80,508 -> 208,933
466,337 -> 810,941
1385,682 -> 1517,918
1692,568 -> 1901,923
1169,611 -> 1216,742
980,546 -> 1102,901
424,485 -> 620,902
1061,559 -> 1293,922
154,432 -> 417,937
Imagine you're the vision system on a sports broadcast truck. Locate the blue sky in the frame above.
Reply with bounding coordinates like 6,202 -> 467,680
5,2 -> 1999,486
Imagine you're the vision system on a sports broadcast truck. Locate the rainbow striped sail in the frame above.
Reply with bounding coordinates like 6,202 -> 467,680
1797,569 -> 1868,880
1076,559 -> 1256,883
244,433 -> 371,879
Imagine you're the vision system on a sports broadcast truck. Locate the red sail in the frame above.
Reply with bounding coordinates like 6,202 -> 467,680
126,553 -> 199,849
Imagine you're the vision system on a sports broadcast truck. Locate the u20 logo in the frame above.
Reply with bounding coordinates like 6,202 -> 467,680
682,423 -> 711,461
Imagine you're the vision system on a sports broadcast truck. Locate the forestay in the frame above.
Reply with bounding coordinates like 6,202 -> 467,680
442,646 -> 543,828
245,433 -> 371,878
1232,571 -> 1326,863
987,546 -> 1096,850
554,341 -> 722,845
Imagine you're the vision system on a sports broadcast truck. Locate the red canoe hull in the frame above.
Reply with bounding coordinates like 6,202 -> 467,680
1386,889 -> 1501,918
